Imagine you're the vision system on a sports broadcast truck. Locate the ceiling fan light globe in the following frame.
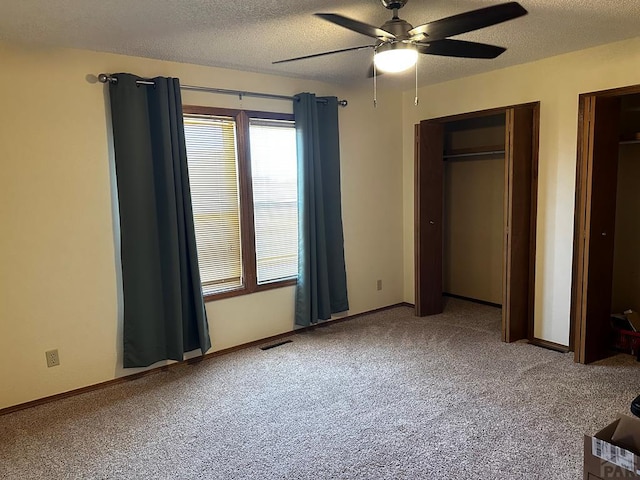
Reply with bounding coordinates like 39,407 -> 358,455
374,48 -> 418,73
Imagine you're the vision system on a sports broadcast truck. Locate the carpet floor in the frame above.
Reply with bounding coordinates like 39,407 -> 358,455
2,298 -> 639,479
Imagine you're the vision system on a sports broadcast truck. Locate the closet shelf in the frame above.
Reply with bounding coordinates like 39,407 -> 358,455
443,144 -> 506,160
620,133 -> 640,145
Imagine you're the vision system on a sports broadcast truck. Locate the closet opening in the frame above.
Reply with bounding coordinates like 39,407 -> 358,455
572,85 -> 640,363
443,114 -> 505,308
415,103 -> 540,344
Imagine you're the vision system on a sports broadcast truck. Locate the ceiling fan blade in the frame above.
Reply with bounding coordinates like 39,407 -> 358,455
408,2 -> 527,41
417,39 -> 506,59
273,45 -> 375,64
315,13 -> 396,40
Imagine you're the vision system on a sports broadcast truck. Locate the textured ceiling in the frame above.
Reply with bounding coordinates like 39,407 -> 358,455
1,0 -> 639,89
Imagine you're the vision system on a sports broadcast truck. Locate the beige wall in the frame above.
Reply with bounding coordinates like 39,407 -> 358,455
402,36 -> 640,345
0,42 -> 404,409
444,156 -> 504,304
4,35 -> 640,409
443,121 -> 505,303
612,143 -> 640,313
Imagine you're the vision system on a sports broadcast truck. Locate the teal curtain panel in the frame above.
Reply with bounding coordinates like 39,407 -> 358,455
108,73 -> 211,367
294,93 -> 349,327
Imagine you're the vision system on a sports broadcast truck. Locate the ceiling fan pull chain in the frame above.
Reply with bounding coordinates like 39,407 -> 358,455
373,56 -> 378,108
414,56 -> 419,106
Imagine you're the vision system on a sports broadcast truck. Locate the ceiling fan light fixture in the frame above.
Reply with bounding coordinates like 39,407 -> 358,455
374,42 -> 418,73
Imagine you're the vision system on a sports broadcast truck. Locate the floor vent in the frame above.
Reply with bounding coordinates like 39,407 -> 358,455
260,340 -> 292,351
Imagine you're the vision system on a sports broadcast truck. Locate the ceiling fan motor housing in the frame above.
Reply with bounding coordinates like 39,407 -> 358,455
380,18 -> 413,39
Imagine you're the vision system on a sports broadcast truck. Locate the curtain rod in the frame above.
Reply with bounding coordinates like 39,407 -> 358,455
97,74 -> 348,107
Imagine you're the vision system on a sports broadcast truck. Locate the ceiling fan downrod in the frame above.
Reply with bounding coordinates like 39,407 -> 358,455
381,0 -> 408,10
382,0 -> 407,20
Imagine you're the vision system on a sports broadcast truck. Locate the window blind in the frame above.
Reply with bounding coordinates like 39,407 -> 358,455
249,118 -> 298,284
184,115 -> 243,295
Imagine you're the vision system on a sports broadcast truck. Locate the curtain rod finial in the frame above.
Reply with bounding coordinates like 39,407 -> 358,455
339,99 -> 348,107
98,73 -> 117,84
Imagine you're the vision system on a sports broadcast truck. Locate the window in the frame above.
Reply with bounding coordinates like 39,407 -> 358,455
249,118 -> 298,283
183,107 -> 298,300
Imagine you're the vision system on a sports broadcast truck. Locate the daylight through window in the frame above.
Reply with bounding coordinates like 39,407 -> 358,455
184,108 -> 298,299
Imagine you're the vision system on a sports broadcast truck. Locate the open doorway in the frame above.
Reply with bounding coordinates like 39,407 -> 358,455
572,85 -> 640,363
415,103 -> 539,344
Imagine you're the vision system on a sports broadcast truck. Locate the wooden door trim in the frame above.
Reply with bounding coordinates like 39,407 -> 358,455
414,121 -> 444,316
528,104 -> 541,341
502,104 -> 539,343
414,123 -> 423,315
579,84 -> 640,99
415,102 -> 540,345
424,102 -> 540,124
502,108 -> 514,342
571,96 -> 592,362
571,83 -> 640,362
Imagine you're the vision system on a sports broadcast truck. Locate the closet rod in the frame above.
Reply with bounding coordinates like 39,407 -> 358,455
97,74 -> 348,107
443,150 -> 505,160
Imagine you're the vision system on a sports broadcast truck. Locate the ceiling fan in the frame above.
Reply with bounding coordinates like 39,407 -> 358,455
273,0 -> 528,75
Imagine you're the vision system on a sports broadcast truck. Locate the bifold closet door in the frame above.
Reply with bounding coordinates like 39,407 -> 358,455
502,107 -> 535,342
575,96 -> 621,363
415,121 -> 443,316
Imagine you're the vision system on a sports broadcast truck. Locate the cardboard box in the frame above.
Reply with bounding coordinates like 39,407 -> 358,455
584,416 -> 640,479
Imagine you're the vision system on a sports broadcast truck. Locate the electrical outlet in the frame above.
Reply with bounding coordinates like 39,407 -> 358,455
377,279 -> 383,291
45,349 -> 60,368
